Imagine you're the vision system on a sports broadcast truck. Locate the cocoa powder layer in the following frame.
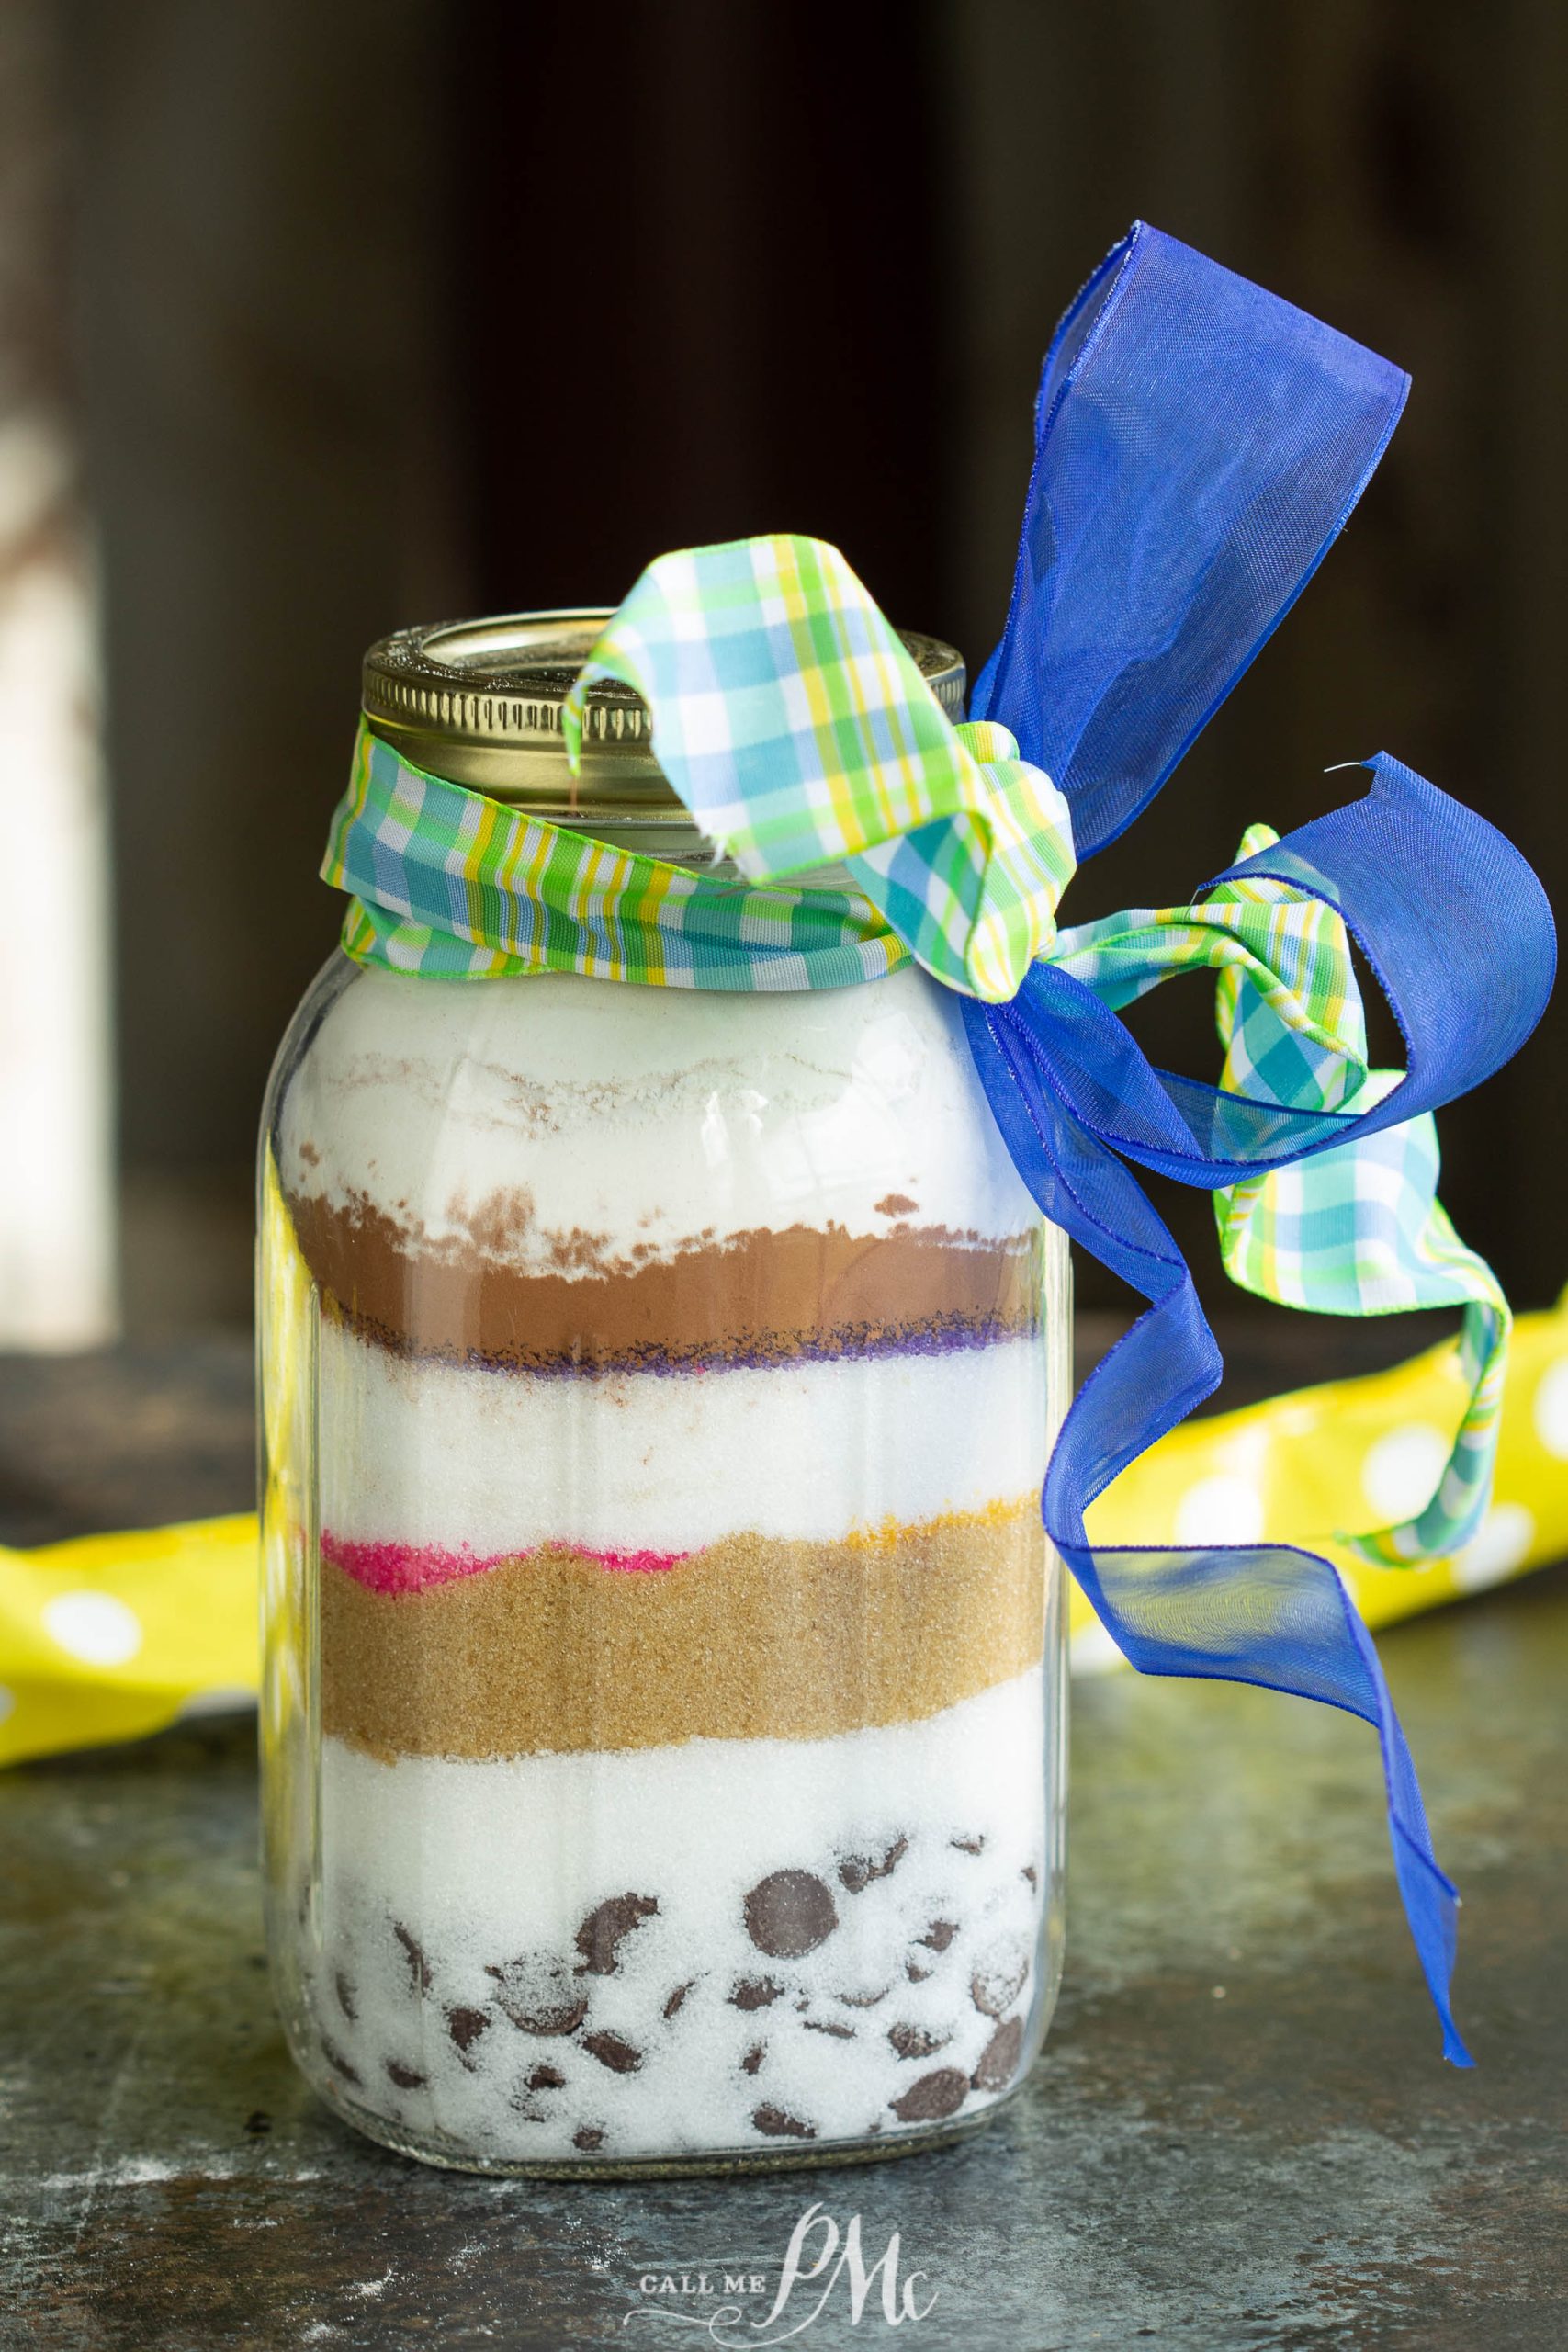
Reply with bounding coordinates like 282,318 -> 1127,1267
321,1500 -> 1045,1760
288,1187 -> 1042,1373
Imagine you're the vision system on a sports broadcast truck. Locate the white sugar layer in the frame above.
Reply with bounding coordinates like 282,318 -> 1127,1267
279,961 -> 1043,1270
319,1316 -> 1050,1553
301,1668 -> 1051,2162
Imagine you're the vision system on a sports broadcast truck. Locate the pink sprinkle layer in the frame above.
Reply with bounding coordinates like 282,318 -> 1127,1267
321,1531 -> 692,1596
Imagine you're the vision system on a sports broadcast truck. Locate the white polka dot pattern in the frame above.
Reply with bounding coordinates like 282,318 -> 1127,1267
1173,1476 -> 1265,1546
1532,1358 -> 1568,1460
1361,1424 -> 1449,1524
1451,1504 -> 1536,1594
41,1590 -> 142,1668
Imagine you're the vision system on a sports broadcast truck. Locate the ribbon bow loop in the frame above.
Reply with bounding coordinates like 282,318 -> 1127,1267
561,534 -> 1077,1002
975,220 -> 1411,857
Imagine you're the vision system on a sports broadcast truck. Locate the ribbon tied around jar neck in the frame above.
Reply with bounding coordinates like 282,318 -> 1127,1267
323,222 -> 1556,2064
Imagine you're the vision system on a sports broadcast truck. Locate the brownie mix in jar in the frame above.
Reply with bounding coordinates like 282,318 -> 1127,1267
258,611 -> 1070,2174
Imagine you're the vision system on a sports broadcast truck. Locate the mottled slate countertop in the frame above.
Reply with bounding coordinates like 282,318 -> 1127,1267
1,1328 -> 1563,2352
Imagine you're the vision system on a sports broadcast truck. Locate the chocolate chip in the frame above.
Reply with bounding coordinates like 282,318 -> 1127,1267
971,1939 -> 1029,2020
744,1870 -> 838,1959
837,1984 -> 892,2009
486,1954 -> 590,2037
573,2125 -> 604,2153
393,1921 -> 432,1995
803,2018 -> 854,2040
889,2068 -> 968,2123
906,1962 -> 933,1984
752,2104 -> 816,2141
917,1919 -> 957,1953
972,2017 -> 1023,2093
664,1980 -> 694,2019
334,1970 -> 358,2022
887,2022 -> 951,2061
582,2030 -> 641,2075
1021,1865 -> 1039,1888
386,2059 -> 427,2090
574,1893 -> 658,1976
447,2006 -> 490,2055
741,2043 -> 765,2075
321,2039 -> 361,2086
950,1835 -> 986,1855
730,1977 -> 783,2012
526,2063 -> 566,2092
838,1836 -> 909,1895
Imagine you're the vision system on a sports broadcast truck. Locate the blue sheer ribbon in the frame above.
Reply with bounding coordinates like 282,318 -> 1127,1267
967,224 -> 1556,2063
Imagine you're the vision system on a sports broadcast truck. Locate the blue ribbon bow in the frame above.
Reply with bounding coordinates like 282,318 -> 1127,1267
965,222 -> 1555,2064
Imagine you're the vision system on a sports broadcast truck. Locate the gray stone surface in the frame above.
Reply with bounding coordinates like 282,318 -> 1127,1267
1,1336 -> 1563,2349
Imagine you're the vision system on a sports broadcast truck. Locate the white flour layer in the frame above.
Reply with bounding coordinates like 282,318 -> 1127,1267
278,961 -> 1042,1270
318,1316 -> 1049,1555
302,1669 -> 1050,2162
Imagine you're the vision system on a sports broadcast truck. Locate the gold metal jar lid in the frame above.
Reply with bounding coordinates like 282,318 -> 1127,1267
362,610 -> 966,847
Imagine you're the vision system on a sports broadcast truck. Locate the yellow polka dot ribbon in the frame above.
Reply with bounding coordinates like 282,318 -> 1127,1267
0,1516 -> 257,1765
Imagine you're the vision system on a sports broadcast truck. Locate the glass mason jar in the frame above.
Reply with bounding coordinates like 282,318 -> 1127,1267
258,611 -> 1071,2176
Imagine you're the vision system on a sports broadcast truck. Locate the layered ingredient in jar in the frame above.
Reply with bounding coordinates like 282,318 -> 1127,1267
274,966 -> 1056,2163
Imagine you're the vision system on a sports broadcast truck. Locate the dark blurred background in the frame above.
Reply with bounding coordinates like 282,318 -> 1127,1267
6,0 -> 1565,1341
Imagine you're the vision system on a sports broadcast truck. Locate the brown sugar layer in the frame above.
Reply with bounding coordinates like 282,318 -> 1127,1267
321,1498 -> 1046,1761
288,1187 -> 1043,1373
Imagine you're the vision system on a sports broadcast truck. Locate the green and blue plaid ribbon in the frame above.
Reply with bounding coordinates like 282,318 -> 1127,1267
329,718 -> 908,992
1054,834 -> 1511,1569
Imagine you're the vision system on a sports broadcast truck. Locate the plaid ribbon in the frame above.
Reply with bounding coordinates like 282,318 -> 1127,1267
1055,832 -> 1509,1568
561,535 -> 1077,1001
326,720 -> 908,993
